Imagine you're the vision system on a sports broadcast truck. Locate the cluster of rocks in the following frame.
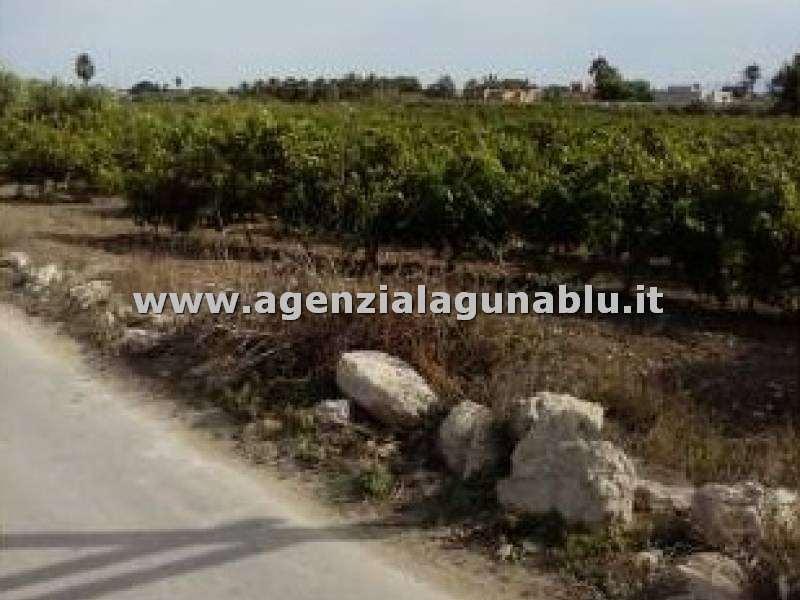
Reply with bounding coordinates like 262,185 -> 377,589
1,251 -> 166,353
1,251 -> 64,293
636,479 -> 799,552
331,350 -> 798,534
330,350 -> 799,599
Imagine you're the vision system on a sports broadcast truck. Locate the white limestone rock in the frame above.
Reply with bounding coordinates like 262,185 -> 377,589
118,328 -> 164,355
497,437 -> 637,525
25,263 -> 63,293
315,399 -> 352,427
0,251 -> 30,272
336,351 -> 439,428
635,479 -> 695,515
666,552 -> 747,600
69,279 -> 113,309
692,482 -> 798,549
496,392 -> 604,442
439,401 -> 498,479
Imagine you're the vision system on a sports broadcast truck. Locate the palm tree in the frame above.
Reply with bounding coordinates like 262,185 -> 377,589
75,53 -> 95,86
588,57 -> 611,78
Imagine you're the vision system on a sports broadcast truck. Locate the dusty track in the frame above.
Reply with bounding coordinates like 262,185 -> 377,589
0,303 -> 459,600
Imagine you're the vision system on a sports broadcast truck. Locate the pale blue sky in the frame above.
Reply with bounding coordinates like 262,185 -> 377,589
1,0 -> 798,90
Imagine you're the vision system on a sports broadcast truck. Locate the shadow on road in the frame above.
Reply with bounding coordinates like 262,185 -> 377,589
0,518 -> 392,600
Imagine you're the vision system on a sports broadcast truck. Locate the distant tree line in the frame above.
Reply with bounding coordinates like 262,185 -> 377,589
227,73 -> 463,102
128,79 -> 230,104
2,49 -> 800,115
229,73 -> 426,102
124,55 -> 800,114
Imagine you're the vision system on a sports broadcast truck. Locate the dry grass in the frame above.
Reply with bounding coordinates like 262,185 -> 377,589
749,505 -> 800,599
2,198 -> 798,490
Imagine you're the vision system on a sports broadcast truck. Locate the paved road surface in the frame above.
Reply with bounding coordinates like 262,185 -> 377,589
0,305 -> 457,600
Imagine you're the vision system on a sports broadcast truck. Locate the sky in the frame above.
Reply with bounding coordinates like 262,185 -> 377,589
1,0 -> 798,91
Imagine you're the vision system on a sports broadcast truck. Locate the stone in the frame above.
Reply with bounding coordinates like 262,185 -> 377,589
667,552 -> 747,600
495,392 -> 628,525
69,280 -> 112,309
497,438 -> 637,525
114,301 -> 175,330
315,399 -> 351,427
90,310 -> 117,335
245,441 -> 279,464
529,392 -> 604,440
494,396 -> 540,441
366,440 -> 400,460
438,400 -> 498,479
187,363 -> 215,379
242,421 -> 262,442
632,549 -> 663,572
336,351 -> 439,428
0,251 -> 30,271
10,270 -> 25,287
635,479 -> 695,514
496,392 -> 604,442
26,263 -> 62,292
521,540 -> 543,555
145,311 -> 177,331
100,310 -> 116,329
496,543 -> 515,561
260,417 -> 285,438
118,328 -> 164,354
401,469 -> 444,499
112,303 -> 140,326
186,407 -> 232,430
184,363 -> 230,395
778,576 -> 800,600
0,252 -> 30,287
35,263 -> 62,286
692,482 -> 798,549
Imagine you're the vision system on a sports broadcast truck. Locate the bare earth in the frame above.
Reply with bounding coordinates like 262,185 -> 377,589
0,303 -> 462,600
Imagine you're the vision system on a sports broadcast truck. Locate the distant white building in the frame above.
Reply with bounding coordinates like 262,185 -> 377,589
482,86 -> 542,104
707,90 -> 734,105
568,81 -> 595,100
653,84 -> 703,105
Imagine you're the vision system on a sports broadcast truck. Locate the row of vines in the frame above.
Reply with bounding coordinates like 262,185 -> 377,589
0,92 -> 799,307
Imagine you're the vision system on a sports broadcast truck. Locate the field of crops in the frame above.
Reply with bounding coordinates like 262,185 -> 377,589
1,87 -> 799,307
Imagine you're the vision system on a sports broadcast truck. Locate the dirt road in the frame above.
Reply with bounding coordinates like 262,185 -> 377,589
0,304 -> 458,600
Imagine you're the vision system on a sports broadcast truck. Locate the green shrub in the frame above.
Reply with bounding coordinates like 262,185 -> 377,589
355,463 -> 395,501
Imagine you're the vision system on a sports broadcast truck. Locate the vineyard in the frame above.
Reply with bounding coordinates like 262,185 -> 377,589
1,87 -> 799,307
